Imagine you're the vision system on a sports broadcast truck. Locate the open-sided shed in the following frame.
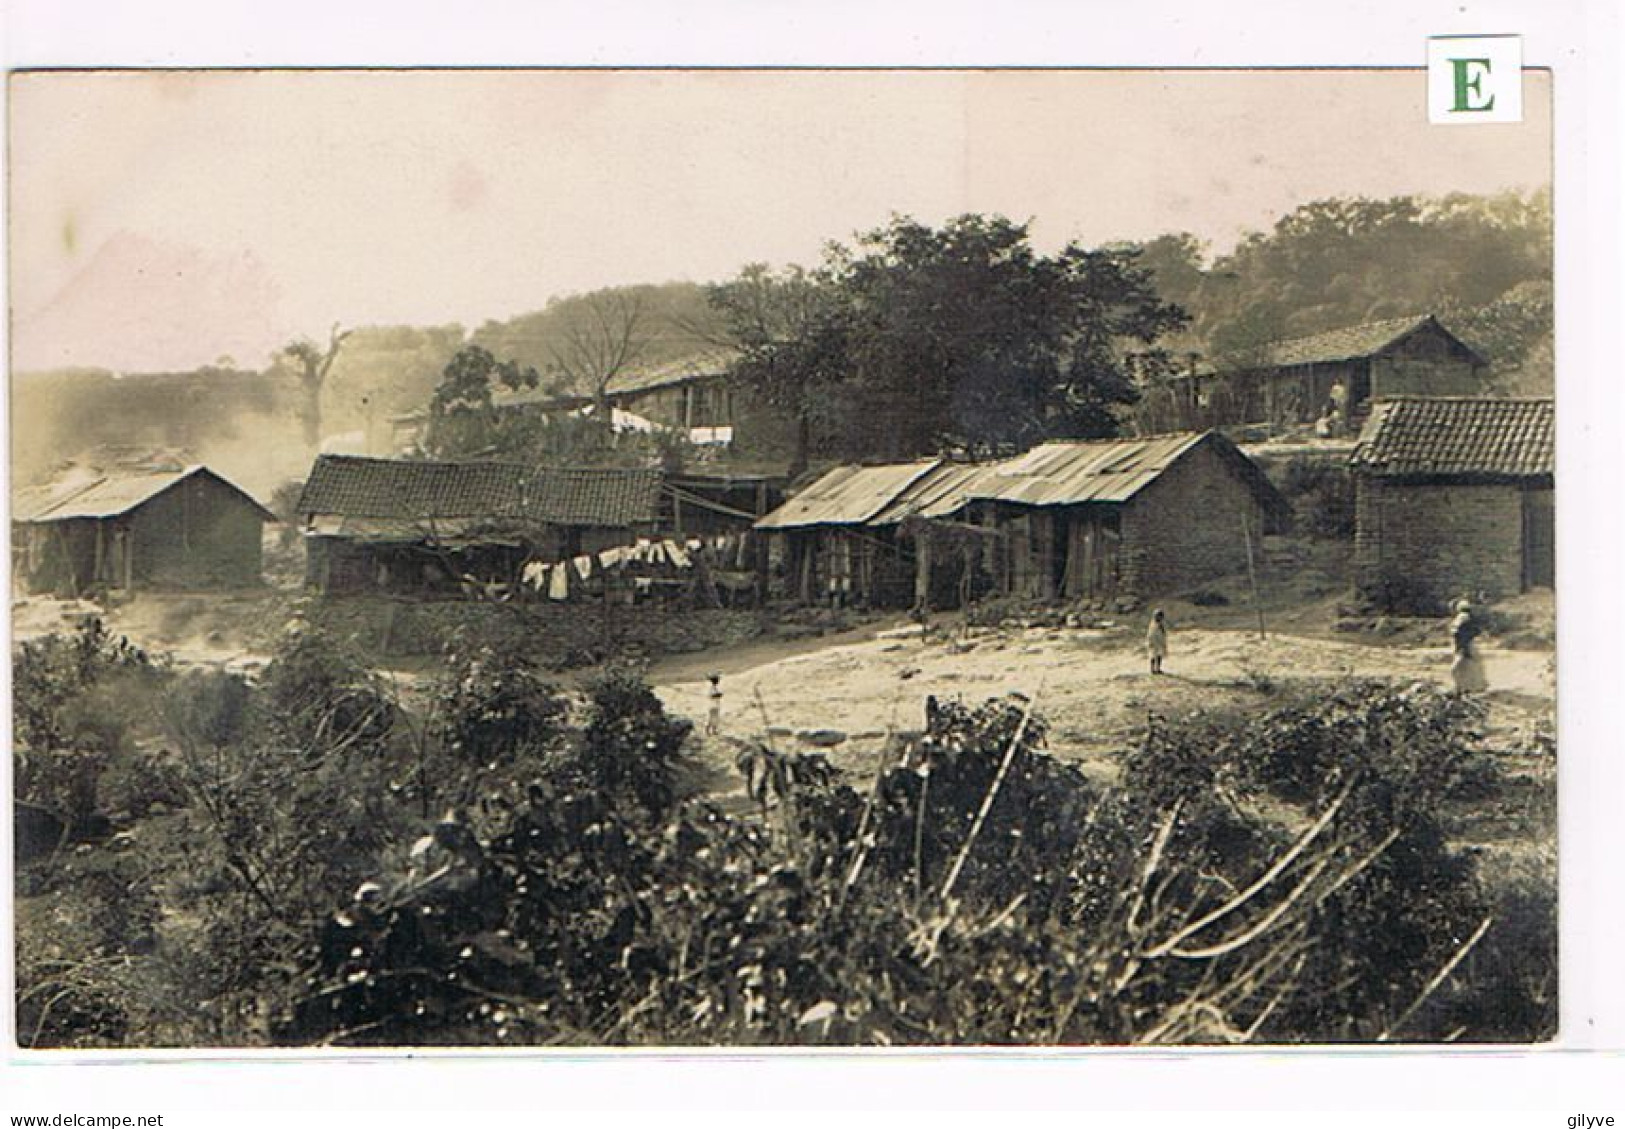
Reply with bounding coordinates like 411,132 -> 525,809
1200,314 -> 1489,434
296,454 -> 664,594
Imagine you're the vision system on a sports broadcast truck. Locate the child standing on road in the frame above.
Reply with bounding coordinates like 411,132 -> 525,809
1146,608 -> 1169,675
706,673 -> 724,736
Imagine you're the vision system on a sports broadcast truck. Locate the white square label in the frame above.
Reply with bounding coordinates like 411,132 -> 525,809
1428,35 -> 1523,123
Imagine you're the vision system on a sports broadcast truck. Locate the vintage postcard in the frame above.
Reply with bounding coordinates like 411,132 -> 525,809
8,66 -> 1559,1051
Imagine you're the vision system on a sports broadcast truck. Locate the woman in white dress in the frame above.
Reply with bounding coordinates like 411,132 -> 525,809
1450,599 -> 1489,693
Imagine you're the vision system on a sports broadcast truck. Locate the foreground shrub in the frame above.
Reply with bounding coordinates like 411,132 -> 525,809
13,618 -> 161,839
281,680 -> 1522,1047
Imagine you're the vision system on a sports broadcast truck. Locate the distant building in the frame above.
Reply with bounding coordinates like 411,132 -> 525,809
1350,397 -> 1555,610
385,351 -> 798,465
12,465 -> 275,595
1197,314 -> 1490,434
295,454 -> 666,595
756,431 -> 1290,608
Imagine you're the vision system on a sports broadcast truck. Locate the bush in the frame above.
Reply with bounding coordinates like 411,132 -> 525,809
1357,574 -> 1451,617
19,623 -> 1543,1048
1279,455 -> 1354,540
256,622 -> 396,757
15,853 -> 161,1047
571,666 -> 696,824
13,618 -> 162,837
281,678 -> 1520,1047
421,635 -> 569,820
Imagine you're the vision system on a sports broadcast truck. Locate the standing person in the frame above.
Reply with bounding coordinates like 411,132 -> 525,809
1450,599 -> 1489,693
705,673 -> 724,736
1146,608 -> 1169,675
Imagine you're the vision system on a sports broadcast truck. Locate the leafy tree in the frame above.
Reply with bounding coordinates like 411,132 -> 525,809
1149,190 -> 1552,370
423,345 -> 545,459
705,263 -> 849,473
710,214 -> 1188,463
1446,279 -> 1554,395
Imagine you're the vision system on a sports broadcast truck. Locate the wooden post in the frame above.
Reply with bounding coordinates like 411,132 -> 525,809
1241,508 -> 1265,639
914,525 -> 932,612
798,534 -> 814,604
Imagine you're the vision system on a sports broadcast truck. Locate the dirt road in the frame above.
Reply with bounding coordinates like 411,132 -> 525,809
652,617 -> 1556,784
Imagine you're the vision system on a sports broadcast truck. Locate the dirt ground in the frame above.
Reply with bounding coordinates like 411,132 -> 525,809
12,573 -> 1558,845
651,608 -> 1557,819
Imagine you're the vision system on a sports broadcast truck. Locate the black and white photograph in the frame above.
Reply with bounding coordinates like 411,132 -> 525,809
4,60 -> 1575,1055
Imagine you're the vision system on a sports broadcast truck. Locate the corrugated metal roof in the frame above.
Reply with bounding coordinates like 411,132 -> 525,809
869,462 -> 1001,524
604,349 -> 740,397
297,455 -> 663,528
13,476 -> 107,523
756,431 -> 1290,529
1351,397 -> 1554,478
14,466 -> 274,523
967,433 -> 1210,507
754,461 -> 940,529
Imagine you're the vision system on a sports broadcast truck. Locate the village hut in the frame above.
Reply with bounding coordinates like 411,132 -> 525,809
1350,397 -> 1555,611
755,431 -> 1290,608
754,460 -> 944,607
950,432 -> 1292,602
1200,314 -> 1489,434
12,465 -> 275,595
295,455 -> 663,595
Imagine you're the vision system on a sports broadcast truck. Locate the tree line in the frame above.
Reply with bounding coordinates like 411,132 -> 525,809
15,190 -> 1552,483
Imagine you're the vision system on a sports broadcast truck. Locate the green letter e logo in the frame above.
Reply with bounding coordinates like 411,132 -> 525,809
1451,58 -> 1495,112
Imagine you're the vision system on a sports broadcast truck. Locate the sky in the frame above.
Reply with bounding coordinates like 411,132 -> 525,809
8,68 -> 1552,374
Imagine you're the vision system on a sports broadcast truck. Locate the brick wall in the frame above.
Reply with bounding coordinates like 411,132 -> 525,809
1119,440 -> 1266,595
1354,478 -> 1524,608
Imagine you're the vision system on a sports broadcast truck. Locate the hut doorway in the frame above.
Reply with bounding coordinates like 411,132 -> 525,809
1061,511 -> 1122,599
1522,489 -> 1555,589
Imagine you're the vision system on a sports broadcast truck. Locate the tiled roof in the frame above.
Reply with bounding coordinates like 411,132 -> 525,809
14,466 -> 275,523
526,466 -> 665,526
1350,397 -> 1554,478
1246,314 -> 1484,370
604,350 -> 739,397
297,455 -> 663,528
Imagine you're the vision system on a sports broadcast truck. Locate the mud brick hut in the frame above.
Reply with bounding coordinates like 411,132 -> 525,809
1350,397 -> 1555,610
950,432 -> 1292,603
756,431 -> 1290,608
12,465 -> 275,595
296,455 -> 663,595
1206,314 -> 1489,433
